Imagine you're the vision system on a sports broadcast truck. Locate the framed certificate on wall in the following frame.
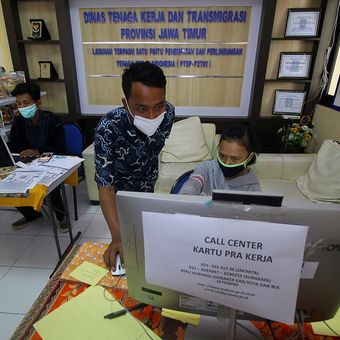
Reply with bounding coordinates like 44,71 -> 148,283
278,53 -> 312,79
273,90 -> 306,115
285,9 -> 321,38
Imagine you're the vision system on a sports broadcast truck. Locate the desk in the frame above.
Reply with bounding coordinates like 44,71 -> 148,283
0,163 -> 80,258
10,241 -> 339,340
10,242 -> 186,340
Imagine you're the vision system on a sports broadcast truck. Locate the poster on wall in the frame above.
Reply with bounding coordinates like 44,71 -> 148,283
70,1 -> 263,116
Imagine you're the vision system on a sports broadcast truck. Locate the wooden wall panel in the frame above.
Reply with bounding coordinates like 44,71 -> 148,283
18,1 -> 59,40
83,44 -> 247,77
80,7 -> 251,43
38,81 -> 68,114
80,6 -> 251,109
86,77 -> 243,108
25,44 -> 64,79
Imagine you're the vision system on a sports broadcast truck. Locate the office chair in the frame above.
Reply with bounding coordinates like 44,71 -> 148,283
170,170 -> 193,194
63,122 -> 85,220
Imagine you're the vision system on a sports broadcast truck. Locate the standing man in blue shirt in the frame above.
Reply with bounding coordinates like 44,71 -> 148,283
94,62 -> 175,270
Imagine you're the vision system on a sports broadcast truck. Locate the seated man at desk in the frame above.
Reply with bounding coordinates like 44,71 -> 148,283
8,82 -> 68,231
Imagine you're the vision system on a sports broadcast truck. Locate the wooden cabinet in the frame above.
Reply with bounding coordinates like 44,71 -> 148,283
1,0 -> 80,115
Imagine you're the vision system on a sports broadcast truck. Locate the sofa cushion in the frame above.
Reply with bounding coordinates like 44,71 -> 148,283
252,154 -> 284,179
201,123 -> 216,155
260,179 -> 310,202
297,140 -> 340,203
281,154 -> 315,180
161,117 -> 211,163
155,162 -> 198,193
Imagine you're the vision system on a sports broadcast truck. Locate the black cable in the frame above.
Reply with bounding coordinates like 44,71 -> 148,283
323,321 -> 340,336
266,319 -> 277,340
236,321 -> 263,340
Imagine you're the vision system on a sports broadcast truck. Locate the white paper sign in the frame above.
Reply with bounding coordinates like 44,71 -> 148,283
143,212 -> 308,324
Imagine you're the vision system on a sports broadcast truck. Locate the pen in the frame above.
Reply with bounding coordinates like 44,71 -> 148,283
104,303 -> 148,319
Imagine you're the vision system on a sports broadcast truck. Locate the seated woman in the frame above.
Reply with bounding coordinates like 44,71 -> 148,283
179,124 -> 261,195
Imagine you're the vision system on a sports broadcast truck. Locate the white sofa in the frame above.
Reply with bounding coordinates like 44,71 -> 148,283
83,104 -> 340,206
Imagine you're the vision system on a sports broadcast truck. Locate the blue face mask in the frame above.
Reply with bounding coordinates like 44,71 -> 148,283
18,103 -> 38,119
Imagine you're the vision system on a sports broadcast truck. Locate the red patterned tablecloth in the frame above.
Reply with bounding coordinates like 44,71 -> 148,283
10,241 -> 339,340
10,242 -> 186,340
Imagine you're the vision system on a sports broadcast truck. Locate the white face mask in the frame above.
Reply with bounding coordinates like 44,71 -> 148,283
125,99 -> 166,136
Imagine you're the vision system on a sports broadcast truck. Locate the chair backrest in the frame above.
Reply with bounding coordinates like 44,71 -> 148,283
170,170 -> 193,194
63,122 -> 84,157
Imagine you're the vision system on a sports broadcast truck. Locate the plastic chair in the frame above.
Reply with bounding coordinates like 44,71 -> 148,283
170,170 -> 193,194
63,122 -> 85,220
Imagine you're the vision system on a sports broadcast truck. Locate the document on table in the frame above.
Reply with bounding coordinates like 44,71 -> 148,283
312,306 -> 340,336
70,261 -> 109,286
0,171 -> 45,193
33,285 -> 160,340
162,308 -> 201,326
15,163 -> 67,186
31,155 -> 83,170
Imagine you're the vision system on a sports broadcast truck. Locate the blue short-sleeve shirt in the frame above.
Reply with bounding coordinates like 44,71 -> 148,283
94,102 -> 175,192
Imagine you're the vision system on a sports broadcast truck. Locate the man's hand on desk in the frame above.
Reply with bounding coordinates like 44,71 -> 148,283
103,240 -> 124,270
20,149 -> 40,158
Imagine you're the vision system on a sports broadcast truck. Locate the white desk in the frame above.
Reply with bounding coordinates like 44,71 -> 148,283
0,162 -> 80,258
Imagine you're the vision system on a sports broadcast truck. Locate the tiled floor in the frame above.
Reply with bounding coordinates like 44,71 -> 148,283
0,181 -> 261,340
0,181 -> 110,339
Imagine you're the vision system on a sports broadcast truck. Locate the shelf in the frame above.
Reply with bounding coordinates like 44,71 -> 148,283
17,39 -> 60,44
0,97 -> 16,107
0,91 -> 47,108
271,37 -> 320,41
265,79 -> 311,83
31,78 -> 65,83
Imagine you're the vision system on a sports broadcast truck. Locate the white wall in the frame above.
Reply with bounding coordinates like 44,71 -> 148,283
0,1 -> 13,71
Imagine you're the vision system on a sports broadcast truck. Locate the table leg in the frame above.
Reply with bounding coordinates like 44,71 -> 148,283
46,195 -> 62,258
60,182 -> 73,242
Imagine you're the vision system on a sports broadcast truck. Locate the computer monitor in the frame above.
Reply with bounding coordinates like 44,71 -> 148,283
117,190 -> 340,322
0,132 -> 15,167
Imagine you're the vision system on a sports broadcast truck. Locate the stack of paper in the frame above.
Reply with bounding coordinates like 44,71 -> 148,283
0,171 -> 45,193
162,308 -> 201,326
312,307 -> 340,336
34,286 -> 160,340
31,155 -> 83,170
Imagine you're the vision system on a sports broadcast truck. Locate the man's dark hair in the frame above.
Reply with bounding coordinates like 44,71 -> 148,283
122,61 -> 166,99
219,124 -> 260,165
11,82 -> 41,101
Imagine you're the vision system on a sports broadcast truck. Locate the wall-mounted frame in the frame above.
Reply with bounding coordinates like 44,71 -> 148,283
285,9 -> 321,38
278,52 -> 312,79
28,19 -> 51,40
273,90 -> 306,115
38,61 -> 58,80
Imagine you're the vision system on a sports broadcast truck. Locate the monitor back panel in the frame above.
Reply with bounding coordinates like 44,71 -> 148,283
117,192 -> 340,321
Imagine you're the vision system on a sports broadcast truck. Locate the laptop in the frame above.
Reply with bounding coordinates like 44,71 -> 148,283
0,133 -> 37,167
0,133 -> 15,167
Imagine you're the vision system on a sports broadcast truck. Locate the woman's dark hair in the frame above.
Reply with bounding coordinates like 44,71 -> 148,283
11,82 -> 41,101
219,124 -> 260,165
122,61 -> 166,99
